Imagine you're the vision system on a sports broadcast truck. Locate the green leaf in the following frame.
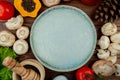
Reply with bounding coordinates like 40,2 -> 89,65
0,46 -> 17,80
0,47 -> 17,61
0,67 -> 12,80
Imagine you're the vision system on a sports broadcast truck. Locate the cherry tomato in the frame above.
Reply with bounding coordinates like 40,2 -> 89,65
76,66 -> 94,80
81,0 -> 102,6
0,1 -> 14,20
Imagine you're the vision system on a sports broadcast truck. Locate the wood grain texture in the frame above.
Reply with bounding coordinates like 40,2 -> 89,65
0,0 -> 120,80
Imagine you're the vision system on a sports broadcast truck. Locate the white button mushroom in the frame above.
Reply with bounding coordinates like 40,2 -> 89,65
115,64 -> 120,76
106,55 -> 117,64
97,49 -> 110,60
16,26 -> 29,39
0,31 -> 15,47
101,22 -> 117,36
5,15 -> 24,30
108,43 -> 120,56
42,0 -> 61,7
13,39 -> 28,55
110,32 -> 120,43
92,60 -> 116,76
98,36 -> 110,49
110,43 -> 120,51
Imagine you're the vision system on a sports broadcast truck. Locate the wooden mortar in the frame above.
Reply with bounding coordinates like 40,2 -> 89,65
12,59 -> 45,80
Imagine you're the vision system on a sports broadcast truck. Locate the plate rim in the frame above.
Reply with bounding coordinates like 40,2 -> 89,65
30,5 -> 97,72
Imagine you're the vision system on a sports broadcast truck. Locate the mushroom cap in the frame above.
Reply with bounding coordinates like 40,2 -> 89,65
108,43 -> 120,55
106,55 -> 117,64
98,36 -> 110,49
13,39 -> 28,55
97,49 -> 110,60
101,22 -> 117,36
5,15 -> 24,30
92,60 -> 116,76
0,31 -> 15,47
42,0 -> 61,7
110,32 -> 120,43
16,26 -> 29,39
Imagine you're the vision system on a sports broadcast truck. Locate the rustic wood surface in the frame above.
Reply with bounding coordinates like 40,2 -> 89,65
0,0 -> 120,80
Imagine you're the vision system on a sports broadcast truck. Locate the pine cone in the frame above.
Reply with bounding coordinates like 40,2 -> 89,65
94,0 -> 120,23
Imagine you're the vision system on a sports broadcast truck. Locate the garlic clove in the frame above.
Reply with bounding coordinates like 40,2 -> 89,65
101,22 -> 117,36
16,26 -> 29,39
13,39 -> 28,55
0,31 -> 15,47
98,36 -> 110,49
92,60 -> 115,76
106,55 -> 117,64
110,32 -> 120,43
97,49 -> 110,60
5,15 -> 24,30
115,64 -> 120,76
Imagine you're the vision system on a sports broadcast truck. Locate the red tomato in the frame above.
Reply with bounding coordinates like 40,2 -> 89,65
81,0 -> 102,6
0,1 -> 14,20
76,66 -> 94,80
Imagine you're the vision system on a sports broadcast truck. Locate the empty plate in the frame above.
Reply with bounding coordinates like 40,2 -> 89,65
30,5 -> 97,72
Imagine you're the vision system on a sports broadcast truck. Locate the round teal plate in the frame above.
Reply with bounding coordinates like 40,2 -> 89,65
30,5 -> 97,72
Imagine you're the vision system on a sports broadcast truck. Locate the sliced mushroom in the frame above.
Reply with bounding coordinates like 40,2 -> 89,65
97,49 -> 110,60
13,39 -> 28,55
110,32 -> 120,43
92,60 -> 116,76
101,22 -> 117,36
5,15 -> 24,30
106,55 -> 117,64
108,43 -> 120,56
115,64 -> 120,76
42,0 -> 61,7
0,31 -> 15,47
16,26 -> 29,39
98,36 -> 110,49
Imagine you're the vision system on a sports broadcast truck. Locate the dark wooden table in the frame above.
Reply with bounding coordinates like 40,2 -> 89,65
1,0 -> 120,80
